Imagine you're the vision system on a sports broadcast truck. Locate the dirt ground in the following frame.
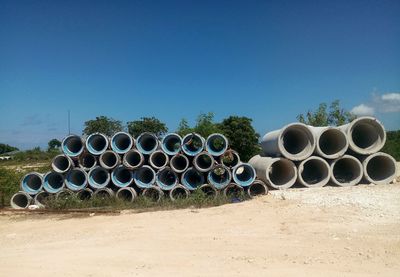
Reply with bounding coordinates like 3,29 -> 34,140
0,180 -> 399,277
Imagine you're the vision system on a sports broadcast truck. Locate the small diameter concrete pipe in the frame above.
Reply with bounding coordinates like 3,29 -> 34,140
361,152 -> 397,185
193,151 -> 215,172
11,191 -> 32,209
34,191 -> 50,208
169,185 -> 190,201
207,165 -> 232,190
223,183 -> 244,198
85,133 -> 109,155
309,126 -> 348,159
76,188 -> 93,200
330,155 -> 363,187
136,132 -> 159,155
52,154 -> 73,173
181,167 -> 205,191
123,149 -> 144,169
56,189 -> 74,200
116,187 -> 138,202
199,184 -> 218,198
156,167 -> 178,190
62,134 -> 84,158
66,168 -> 88,191
232,163 -> 256,187
88,166 -> 110,189
142,186 -> 164,202
111,132 -> 134,154
170,154 -> 189,173
297,156 -> 331,188
220,150 -> 240,168
261,123 -> 315,161
149,150 -> 169,170
161,133 -> 182,155
21,172 -> 43,195
182,133 -> 205,156
248,155 -> 297,189
43,172 -> 64,193
111,165 -> 133,188
247,180 -> 268,198
99,150 -> 120,170
93,188 -> 115,199
133,165 -> 156,189
78,152 -> 97,171
206,133 -> 229,156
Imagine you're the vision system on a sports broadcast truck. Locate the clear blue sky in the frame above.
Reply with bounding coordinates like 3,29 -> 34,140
1,0 -> 399,149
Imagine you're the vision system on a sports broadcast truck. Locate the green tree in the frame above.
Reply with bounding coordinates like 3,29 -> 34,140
82,116 -> 123,136
48,139 -> 61,150
0,144 -> 19,155
127,117 -> 168,138
176,118 -> 193,137
328,100 -> 357,126
382,130 -> 400,160
177,112 -> 221,137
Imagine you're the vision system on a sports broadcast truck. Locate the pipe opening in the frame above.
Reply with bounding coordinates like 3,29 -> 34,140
11,193 -> 31,209
233,164 -> 256,186
77,189 -> 92,200
63,135 -> 83,156
90,167 -> 109,187
35,191 -> 50,205
157,168 -> 177,189
56,190 -> 74,200
366,155 -> 396,182
269,160 -> 296,187
208,166 -> 231,188
67,170 -> 87,189
100,151 -> 119,168
112,133 -> 132,152
79,153 -> 96,169
138,133 -> 158,153
195,153 -> 214,171
319,129 -> 347,156
206,134 -> 228,155
182,134 -> 204,155
248,181 -> 267,197
224,184 -> 244,198
199,185 -> 217,197
94,189 -> 113,199
221,150 -> 240,168
301,159 -> 329,185
24,174 -> 43,192
114,167 -> 132,184
183,169 -> 204,190
170,187 -> 188,200
162,134 -> 181,154
351,122 -> 384,150
150,151 -> 168,168
134,166 -> 155,187
87,134 -> 108,153
53,155 -> 71,172
143,187 -> 163,202
333,158 -> 362,184
282,127 -> 313,155
124,151 -> 143,168
117,189 -> 135,201
171,155 -> 189,172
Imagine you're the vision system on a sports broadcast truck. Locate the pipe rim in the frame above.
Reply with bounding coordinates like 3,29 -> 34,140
266,158 -> 297,189
10,191 -> 32,209
205,133 -> 229,156
123,149 -> 144,169
199,184 -> 218,198
297,156 -> 331,188
207,165 -> 232,190
51,154 -> 73,173
316,127 -> 349,159
62,134 -> 84,157
85,133 -> 109,155
161,133 -> 182,155
99,150 -> 120,169
88,166 -> 110,189
193,151 -> 215,172
21,172 -> 43,195
133,165 -> 156,188
232,163 -> 256,187
220,150 -> 240,168
278,123 -> 315,161
116,187 -> 137,202
93,188 -> 114,199
66,168 -> 88,191
78,152 -> 97,171
142,186 -> 164,202
111,132 -> 134,154
182,133 -> 205,156
149,150 -> 169,170
169,185 -> 190,201
181,167 -> 205,191
330,155 -> 363,187
170,154 -> 189,173
156,167 -> 178,190
247,180 -> 268,197
111,165 -> 134,188
223,183 -> 244,197
136,132 -> 159,155
362,152 -> 397,185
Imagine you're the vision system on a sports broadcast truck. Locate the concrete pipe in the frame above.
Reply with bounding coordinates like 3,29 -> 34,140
261,123 -> 315,161
76,188 -> 93,200
136,132 -> 159,155
247,180 -> 268,198
361,152 -> 397,185
56,189 -> 74,200
309,126 -> 348,159
297,156 -> 331,188
339,116 -> 386,155
10,191 -> 32,209
206,133 -> 229,156
34,191 -> 50,208
181,167 -> 205,191
207,165 -> 232,190
223,183 -> 244,198
88,166 -> 110,189
248,155 -> 297,189
51,154 -> 73,173
99,150 -> 120,170
220,150 -> 241,168
43,172 -> 64,194
199,184 -> 218,198
330,155 -> 363,187
142,186 -> 164,202
182,133 -> 205,156
62,134 -> 84,158
86,133 -> 109,155
161,133 -> 182,155
116,187 -> 137,202
169,185 -> 190,201
111,165 -> 133,188
93,187 -> 115,199
156,167 -> 178,190
193,151 -> 215,172
133,165 -> 156,189
232,163 -> 256,187
111,131 -> 134,154
123,149 -> 144,169
66,168 -> 88,191
149,150 -> 169,170
170,154 -> 189,173
21,172 -> 43,195
78,152 -> 97,171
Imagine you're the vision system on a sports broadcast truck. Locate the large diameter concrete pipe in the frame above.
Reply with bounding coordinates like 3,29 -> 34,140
136,132 -> 159,155
123,149 -> 144,169
56,189 -> 74,200
161,133 -> 182,155
62,134 -> 84,158
339,116 -> 386,155
111,165 -> 133,188
43,172 -> 64,193
207,165 -> 232,190
330,155 -> 363,187
142,186 -> 164,202
34,191 -> 50,208
79,152 -> 97,171
76,188 -> 93,200
220,150 -> 240,168
181,167 -> 205,191
149,150 -> 169,170
170,154 -> 189,173
169,185 -> 190,201
51,154 -> 73,173
93,187 -> 115,199
261,123 -> 315,161
66,168 -> 88,191
116,187 -> 137,202
88,166 -> 110,189
86,133 -> 109,155
232,163 -> 256,187
111,132 -> 134,154
21,172 -> 43,195
99,150 -> 120,170
199,184 -> 218,198
247,180 -> 268,198
309,126 -> 348,159
156,167 -> 178,190
206,133 -> 229,156
223,183 -> 244,198
193,151 -> 215,172
248,155 -> 297,189
182,133 -> 205,156
361,152 -> 397,185
297,156 -> 331,188
10,191 -> 32,209
133,165 -> 156,188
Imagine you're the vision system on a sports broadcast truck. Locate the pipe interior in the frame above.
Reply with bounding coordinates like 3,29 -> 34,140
158,169 -> 177,186
125,151 -> 142,167
210,167 -> 230,184
234,165 -> 254,182
36,192 -> 50,204
13,194 -> 29,208
225,185 -> 243,197
366,156 -> 396,181
115,168 -> 132,183
95,190 -> 112,199
113,134 -> 131,151
301,159 -> 329,184
54,156 -> 70,171
101,152 -> 118,167
351,122 -> 384,150
136,168 -> 154,184
26,175 -> 42,190
144,188 -> 161,201
319,129 -> 347,155
65,136 -> 83,153
333,158 -> 361,183
171,187 -> 187,199
200,186 -> 216,196
221,151 -> 239,167
282,127 -> 312,155
164,136 -> 181,153
68,170 -> 86,187
151,152 -> 168,167
77,190 -> 92,200
269,160 -> 296,186
196,154 -> 213,170
249,182 -> 267,196
207,136 -> 226,153
89,135 -> 107,151
183,135 -> 203,152
139,134 -> 157,151
185,170 -> 203,187
92,168 -> 109,184
171,155 -> 188,171
80,154 -> 96,168
118,189 -> 134,201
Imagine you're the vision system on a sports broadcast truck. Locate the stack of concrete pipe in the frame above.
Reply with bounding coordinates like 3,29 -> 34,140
249,116 -> 397,190
11,132 -> 267,209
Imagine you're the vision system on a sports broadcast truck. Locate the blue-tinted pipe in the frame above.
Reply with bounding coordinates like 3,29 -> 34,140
206,133 -> 229,156
43,171 -> 65,193
182,133 -> 205,156
156,167 -> 178,190
111,165 -> 133,188
62,135 -> 84,158
181,167 -> 205,191
88,166 -> 110,189
232,163 -> 256,187
66,168 -> 88,191
207,165 -> 231,190
111,132 -> 134,154
133,165 -> 156,188
21,172 -> 43,195
86,133 -> 109,155
161,133 -> 182,155
136,132 -> 159,155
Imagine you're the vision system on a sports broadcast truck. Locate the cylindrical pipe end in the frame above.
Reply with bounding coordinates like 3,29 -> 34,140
205,133 -> 229,156
297,156 -> 331,188
111,132 -> 134,154
232,163 -> 256,187
21,172 -> 43,195
169,185 -> 190,201
85,133 -> 109,155
330,155 -> 363,187
247,180 -> 268,198
161,133 -> 182,155
11,191 -> 32,209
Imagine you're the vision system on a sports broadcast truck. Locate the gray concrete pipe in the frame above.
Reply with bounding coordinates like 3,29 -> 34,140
76,188 -> 93,200
309,126 -> 348,159
170,154 -> 189,173
21,172 -> 43,195
199,184 -> 218,198
34,191 -> 50,208
161,133 -> 182,155
123,149 -> 144,169
93,187 -> 115,199
193,151 -> 215,172
111,132 -> 134,154
86,133 -> 109,155
220,150 -> 240,168
43,171 -> 65,194
205,133 -> 229,156
169,185 -> 190,201
66,168 -> 88,191
51,154 -> 74,173
111,165 -> 134,188
360,152 -> 397,185
99,150 -> 120,170
78,152 -> 97,171
330,155 -> 363,187
88,166 -> 111,189
223,183 -> 244,198
10,191 -> 32,209
142,186 -> 164,202
297,156 -> 331,188
247,180 -> 268,198
116,187 -> 138,202
136,132 -> 159,155
149,150 -> 169,170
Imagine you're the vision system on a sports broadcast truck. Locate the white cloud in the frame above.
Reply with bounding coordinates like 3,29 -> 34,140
373,92 -> 400,113
351,104 -> 375,116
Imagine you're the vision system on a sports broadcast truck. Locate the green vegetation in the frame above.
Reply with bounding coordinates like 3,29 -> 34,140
0,143 -> 18,155
0,168 -> 24,207
48,138 -> 61,150
12,147 -> 59,163
127,117 -> 168,138
382,130 -> 400,160
83,116 -> 123,136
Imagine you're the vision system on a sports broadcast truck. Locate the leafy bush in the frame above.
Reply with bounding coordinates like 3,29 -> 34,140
0,168 -> 23,207
382,130 -> 400,160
